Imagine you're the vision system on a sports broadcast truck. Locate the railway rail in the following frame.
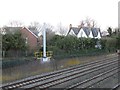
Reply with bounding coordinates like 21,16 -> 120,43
112,83 -> 120,90
1,56 -> 119,90
36,60 -> 118,89
65,67 -> 119,89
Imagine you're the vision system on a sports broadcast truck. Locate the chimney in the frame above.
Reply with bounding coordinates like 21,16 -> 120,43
92,21 -> 95,27
69,24 -> 72,29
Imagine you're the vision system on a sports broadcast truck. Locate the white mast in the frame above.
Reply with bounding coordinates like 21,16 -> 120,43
42,23 -> 48,62
43,23 -> 46,58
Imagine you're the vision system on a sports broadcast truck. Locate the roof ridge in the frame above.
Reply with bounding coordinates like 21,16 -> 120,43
22,27 -> 38,38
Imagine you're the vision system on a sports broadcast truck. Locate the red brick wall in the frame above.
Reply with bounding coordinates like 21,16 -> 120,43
20,27 -> 38,51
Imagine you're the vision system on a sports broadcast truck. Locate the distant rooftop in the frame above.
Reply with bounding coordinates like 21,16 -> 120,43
67,24 -> 101,38
2,26 -> 40,37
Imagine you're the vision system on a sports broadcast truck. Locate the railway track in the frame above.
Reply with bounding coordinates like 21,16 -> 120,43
65,67 -> 119,89
36,60 -> 118,89
1,56 -> 119,90
112,83 -> 120,90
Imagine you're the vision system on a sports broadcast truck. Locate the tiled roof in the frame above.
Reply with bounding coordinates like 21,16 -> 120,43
22,27 -> 38,38
82,27 -> 90,37
3,27 -> 39,38
28,27 -> 39,36
67,27 -> 81,36
91,28 -> 99,37
71,27 -> 81,35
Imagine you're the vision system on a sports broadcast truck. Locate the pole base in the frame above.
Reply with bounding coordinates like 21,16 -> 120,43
42,57 -> 50,62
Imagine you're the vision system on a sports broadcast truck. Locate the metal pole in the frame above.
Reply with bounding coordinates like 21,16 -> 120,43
42,23 -> 48,62
43,25 -> 46,58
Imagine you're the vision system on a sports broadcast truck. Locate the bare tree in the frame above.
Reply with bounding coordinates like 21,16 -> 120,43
85,17 -> 91,27
79,17 -> 97,28
39,23 -> 53,32
91,19 -> 97,27
29,21 -> 42,32
9,20 -> 23,27
78,20 -> 85,27
40,23 -> 55,41
57,22 -> 68,36
30,21 -> 39,27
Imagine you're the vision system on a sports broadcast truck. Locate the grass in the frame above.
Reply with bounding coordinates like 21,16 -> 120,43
2,53 -> 117,84
65,59 -> 80,67
2,73 -> 21,83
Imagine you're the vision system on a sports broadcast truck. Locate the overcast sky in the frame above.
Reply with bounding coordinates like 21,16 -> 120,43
0,0 -> 119,31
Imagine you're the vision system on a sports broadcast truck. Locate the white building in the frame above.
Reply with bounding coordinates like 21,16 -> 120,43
67,24 -> 101,39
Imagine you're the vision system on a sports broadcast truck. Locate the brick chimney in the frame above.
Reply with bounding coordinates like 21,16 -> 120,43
69,24 -> 72,29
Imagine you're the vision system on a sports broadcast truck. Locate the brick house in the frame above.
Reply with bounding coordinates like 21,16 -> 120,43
21,27 -> 39,51
3,26 -> 42,52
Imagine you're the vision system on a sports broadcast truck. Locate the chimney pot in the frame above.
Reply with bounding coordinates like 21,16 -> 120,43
69,24 -> 72,29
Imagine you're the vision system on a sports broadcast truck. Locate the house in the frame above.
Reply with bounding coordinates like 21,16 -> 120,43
2,26 -> 42,51
21,27 -> 40,51
67,24 -> 102,39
